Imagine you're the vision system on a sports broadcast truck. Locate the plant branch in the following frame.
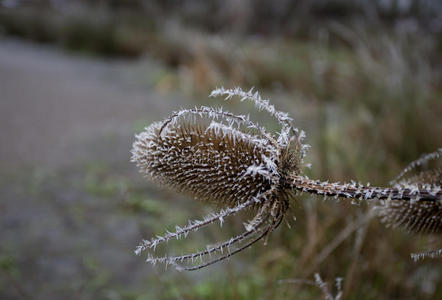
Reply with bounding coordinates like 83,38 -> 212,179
286,174 -> 441,201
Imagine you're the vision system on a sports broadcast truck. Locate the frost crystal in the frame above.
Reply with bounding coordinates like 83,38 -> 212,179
411,249 -> 442,262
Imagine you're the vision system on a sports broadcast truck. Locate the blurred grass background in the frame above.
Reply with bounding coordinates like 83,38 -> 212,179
0,0 -> 441,299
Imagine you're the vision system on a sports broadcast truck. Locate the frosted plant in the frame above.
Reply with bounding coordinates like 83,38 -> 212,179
279,273 -> 343,300
390,148 -> 441,186
411,249 -> 442,262
131,87 -> 442,271
314,273 -> 343,300
375,148 -> 442,234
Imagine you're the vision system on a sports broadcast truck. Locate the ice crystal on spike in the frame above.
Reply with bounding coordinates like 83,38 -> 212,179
411,249 -> 442,262
131,87 -> 441,271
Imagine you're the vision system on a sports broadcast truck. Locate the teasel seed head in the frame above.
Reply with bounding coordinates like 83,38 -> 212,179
131,88 -> 306,270
131,117 -> 280,207
132,87 -> 308,208
375,149 -> 442,234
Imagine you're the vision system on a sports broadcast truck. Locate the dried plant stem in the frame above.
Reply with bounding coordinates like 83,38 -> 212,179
343,215 -> 369,298
289,174 -> 442,234
303,213 -> 373,277
184,226 -> 272,271
287,174 -> 441,201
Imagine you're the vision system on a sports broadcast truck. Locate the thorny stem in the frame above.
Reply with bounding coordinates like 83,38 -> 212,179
184,225 -> 272,271
154,215 -> 270,266
286,174 -> 441,201
135,197 -> 259,255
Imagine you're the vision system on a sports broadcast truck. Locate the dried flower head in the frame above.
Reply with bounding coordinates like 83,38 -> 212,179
376,148 -> 442,234
132,115 -> 278,207
131,87 -> 442,270
131,88 -> 304,270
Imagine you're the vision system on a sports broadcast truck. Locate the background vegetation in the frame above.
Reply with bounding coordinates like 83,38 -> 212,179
0,0 -> 441,299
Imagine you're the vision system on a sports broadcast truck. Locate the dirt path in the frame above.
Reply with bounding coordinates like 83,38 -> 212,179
0,38 -> 192,168
0,38 -> 199,299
